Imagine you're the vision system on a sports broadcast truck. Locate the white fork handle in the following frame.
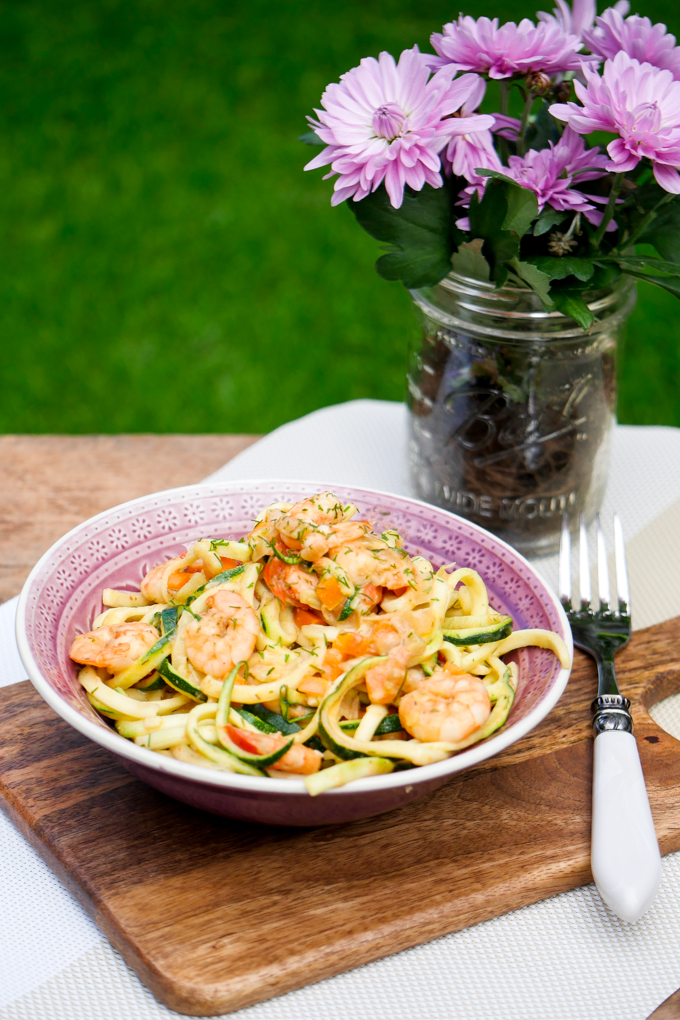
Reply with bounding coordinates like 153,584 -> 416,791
591,730 -> 662,922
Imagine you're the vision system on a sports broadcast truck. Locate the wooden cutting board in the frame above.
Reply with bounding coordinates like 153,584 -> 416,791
2,618 -> 680,1017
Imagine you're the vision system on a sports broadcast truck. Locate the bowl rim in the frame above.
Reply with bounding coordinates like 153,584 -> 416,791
16,478 -> 573,798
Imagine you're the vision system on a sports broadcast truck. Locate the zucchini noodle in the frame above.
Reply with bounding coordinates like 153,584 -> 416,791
70,490 -> 570,796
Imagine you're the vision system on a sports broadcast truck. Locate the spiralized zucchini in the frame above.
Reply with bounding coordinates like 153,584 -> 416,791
70,491 -> 570,795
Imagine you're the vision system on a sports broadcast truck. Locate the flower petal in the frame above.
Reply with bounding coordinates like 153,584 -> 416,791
653,162 -> 680,193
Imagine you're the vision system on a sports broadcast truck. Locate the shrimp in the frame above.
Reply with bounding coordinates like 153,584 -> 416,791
274,492 -> 356,562
185,590 -> 259,679
399,671 -> 491,743
329,532 -> 414,592
401,658 -> 466,694
262,556 -> 321,610
141,557 -> 185,603
364,612 -> 429,704
69,622 -> 159,673
226,725 -> 322,775
364,644 -> 411,705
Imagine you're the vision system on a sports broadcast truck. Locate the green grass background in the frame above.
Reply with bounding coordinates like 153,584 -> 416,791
1,0 -> 678,433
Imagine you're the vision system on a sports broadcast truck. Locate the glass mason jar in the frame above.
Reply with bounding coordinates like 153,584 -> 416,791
407,272 -> 636,557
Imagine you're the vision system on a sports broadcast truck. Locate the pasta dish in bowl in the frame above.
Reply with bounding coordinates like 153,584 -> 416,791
17,481 -> 572,826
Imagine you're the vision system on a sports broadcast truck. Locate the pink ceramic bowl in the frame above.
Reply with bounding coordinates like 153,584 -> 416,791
16,481 -> 572,827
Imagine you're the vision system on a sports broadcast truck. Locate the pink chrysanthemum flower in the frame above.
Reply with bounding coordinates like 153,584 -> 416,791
550,51 -> 680,193
440,76 -> 503,182
429,15 -> 598,80
304,48 -> 494,209
583,10 -> 680,80
537,0 -> 629,39
455,127 -> 611,230
504,127 -> 611,222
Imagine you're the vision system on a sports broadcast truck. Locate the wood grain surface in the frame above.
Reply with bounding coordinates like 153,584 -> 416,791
650,987 -> 680,1019
2,618 -> 680,1016
0,434 -> 257,603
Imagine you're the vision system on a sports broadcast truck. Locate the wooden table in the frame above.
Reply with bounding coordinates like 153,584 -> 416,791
0,434 -> 257,604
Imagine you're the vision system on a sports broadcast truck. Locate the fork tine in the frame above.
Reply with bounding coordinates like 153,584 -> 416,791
559,513 -> 571,606
579,513 -> 591,607
596,514 -> 610,610
614,513 -> 630,615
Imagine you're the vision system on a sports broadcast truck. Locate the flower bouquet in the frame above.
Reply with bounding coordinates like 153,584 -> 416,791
302,1 -> 680,554
302,1 -> 680,322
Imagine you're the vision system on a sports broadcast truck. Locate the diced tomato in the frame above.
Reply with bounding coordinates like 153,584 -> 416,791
294,607 -> 324,627
298,674 -> 330,697
320,647 -> 345,681
225,724 -> 264,755
333,632 -> 374,658
220,556 -> 239,570
316,575 -> 345,610
223,724 -> 321,774
167,571 -> 193,591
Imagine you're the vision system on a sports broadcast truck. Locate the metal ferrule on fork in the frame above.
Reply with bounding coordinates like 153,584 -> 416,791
591,694 -> 633,735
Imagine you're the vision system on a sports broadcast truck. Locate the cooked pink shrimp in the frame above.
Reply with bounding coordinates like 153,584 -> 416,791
140,557 -> 185,603
399,671 -> 491,743
185,590 -> 259,678
262,553 -> 322,610
329,532 -> 414,591
364,646 -> 411,705
364,613 -> 429,704
225,725 -> 322,775
274,492 -> 355,561
70,622 -> 159,673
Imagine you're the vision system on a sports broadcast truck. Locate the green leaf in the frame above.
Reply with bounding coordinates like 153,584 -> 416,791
299,130 -> 324,145
588,261 -> 622,289
494,262 -> 510,288
637,196 -> 680,262
451,238 -> 490,281
550,289 -> 595,329
350,183 -> 455,288
475,169 -> 517,186
527,256 -> 595,282
533,207 -> 568,236
509,258 -> 554,308
619,268 -> 680,299
503,183 -> 539,238
468,178 -> 507,238
474,172 -> 538,238
468,182 -> 519,280
595,254 -> 680,276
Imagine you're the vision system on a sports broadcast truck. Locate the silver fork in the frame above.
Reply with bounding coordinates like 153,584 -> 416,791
559,513 -> 661,922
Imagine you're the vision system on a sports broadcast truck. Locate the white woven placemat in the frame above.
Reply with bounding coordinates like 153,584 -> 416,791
2,400 -> 680,1020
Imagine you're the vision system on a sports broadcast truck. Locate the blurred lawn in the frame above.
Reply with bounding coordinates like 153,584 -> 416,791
0,0 -> 678,433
